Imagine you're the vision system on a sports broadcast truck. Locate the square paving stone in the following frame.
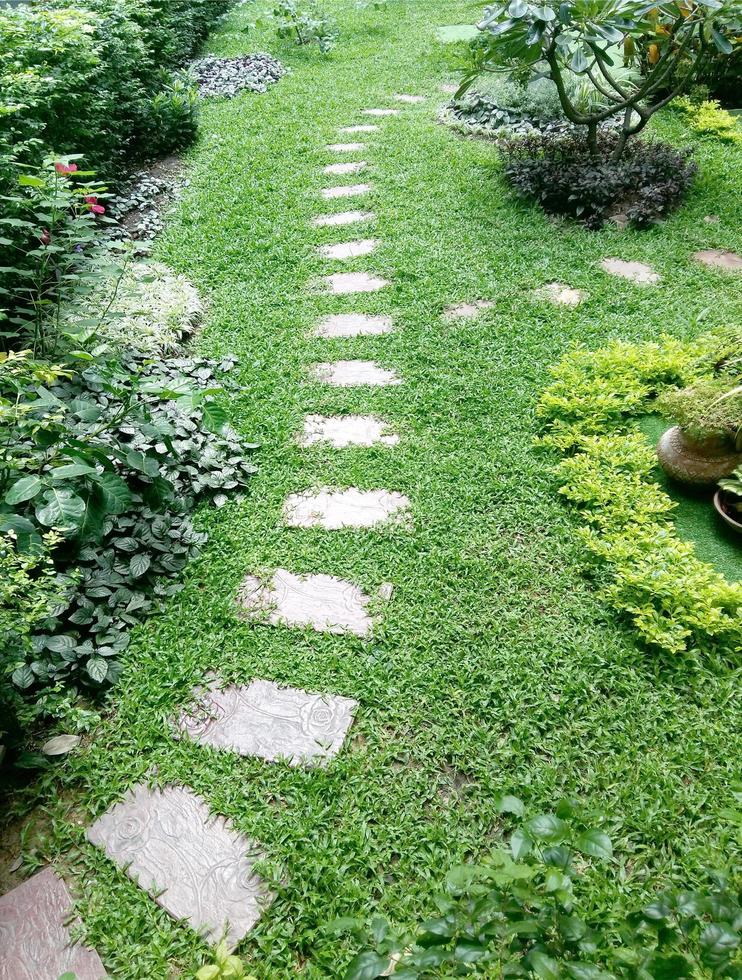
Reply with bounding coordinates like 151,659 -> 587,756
87,784 -> 271,949
318,239 -> 378,260
178,678 -> 358,765
312,210 -> 375,228
0,867 -> 106,980
325,272 -> 389,294
237,569 -> 383,636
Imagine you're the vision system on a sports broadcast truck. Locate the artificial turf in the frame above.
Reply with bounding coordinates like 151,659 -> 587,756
5,1 -> 742,976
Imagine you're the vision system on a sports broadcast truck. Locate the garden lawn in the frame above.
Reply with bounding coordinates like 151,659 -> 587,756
9,1 -> 742,976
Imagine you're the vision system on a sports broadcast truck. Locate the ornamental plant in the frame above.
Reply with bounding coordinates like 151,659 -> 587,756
465,1 -> 742,162
273,0 -> 338,52
338,795 -> 742,979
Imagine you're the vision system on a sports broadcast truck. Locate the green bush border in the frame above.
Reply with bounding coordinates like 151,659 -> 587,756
537,334 -> 742,657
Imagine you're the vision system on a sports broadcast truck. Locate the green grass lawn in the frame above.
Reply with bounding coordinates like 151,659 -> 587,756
8,1 -> 742,976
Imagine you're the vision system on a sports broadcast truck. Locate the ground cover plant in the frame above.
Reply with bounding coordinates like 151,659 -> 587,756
0,0 -> 741,977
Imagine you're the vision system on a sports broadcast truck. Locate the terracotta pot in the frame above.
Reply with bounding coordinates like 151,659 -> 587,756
657,426 -> 742,487
714,490 -> 742,535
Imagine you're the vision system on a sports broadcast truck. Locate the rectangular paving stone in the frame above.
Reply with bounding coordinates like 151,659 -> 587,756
284,487 -> 411,529
238,569 -> 379,636
297,414 -> 400,448
309,360 -> 401,386
178,678 -> 358,765
362,108 -> 401,116
318,239 -> 377,260
0,867 -> 106,980
325,272 -> 389,294
324,161 -> 366,175
321,184 -> 371,200
326,142 -> 366,152
87,784 -> 271,950
312,210 -> 375,228
338,125 -> 379,134
312,313 -> 394,337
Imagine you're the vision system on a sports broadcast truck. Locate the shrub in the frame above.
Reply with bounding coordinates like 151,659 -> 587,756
0,349 -> 257,724
676,96 -> 742,145
273,0 -> 338,53
537,333 -> 742,657
499,130 -> 697,229
337,795 -> 742,979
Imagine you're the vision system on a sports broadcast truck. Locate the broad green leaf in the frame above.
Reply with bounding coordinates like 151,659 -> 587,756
510,826 -> 533,859
344,951 -> 391,980
94,471 -> 133,515
129,554 -> 151,578
526,814 -> 567,843
528,950 -> 562,980
574,829 -> 613,861
5,474 -> 44,504
496,794 -> 525,816
86,656 -> 109,683
35,488 -> 85,530
0,513 -> 43,554
50,463 -> 97,479
201,399 -> 228,434
12,664 -> 35,689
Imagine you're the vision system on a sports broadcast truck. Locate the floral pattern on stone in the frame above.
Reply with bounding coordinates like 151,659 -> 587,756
177,678 -> 358,765
87,785 -> 271,949
0,867 -> 106,980
237,569 -> 381,636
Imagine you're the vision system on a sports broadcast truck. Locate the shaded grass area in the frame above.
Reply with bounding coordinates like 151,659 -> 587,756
5,1 -> 742,976
639,415 -> 741,582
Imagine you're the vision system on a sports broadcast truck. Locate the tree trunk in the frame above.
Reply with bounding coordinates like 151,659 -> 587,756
586,121 -> 599,160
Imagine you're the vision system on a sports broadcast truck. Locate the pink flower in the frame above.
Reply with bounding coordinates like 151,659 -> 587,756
55,162 -> 78,174
39,229 -> 51,245
84,195 -> 105,215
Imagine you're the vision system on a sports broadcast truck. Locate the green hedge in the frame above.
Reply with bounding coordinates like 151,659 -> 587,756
0,0 -> 232,182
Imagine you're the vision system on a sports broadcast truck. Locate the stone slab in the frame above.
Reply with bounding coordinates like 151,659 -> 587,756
297,415 -> 399,448
694,248 -> 742,272
319,239 -> 378,261
362,109 -> 400,116
283,488 -> 411,529
325,272 -> 389,294
177,678 -> 357,765
312,313 -> 394,337
326,142 -> 366,152
87,785 -> 270,949
309,360 -> 401,386
312,210 -> 375,228
600,257 -> 659,284
444,300 -> 494,320
324,161 -> 367,175
0,867 -> 106,980
321,184 -> 371,200
394,94 -> 425,103
338,125 -> 379,134
535,282 -> 585,307
237,569 -> 378,636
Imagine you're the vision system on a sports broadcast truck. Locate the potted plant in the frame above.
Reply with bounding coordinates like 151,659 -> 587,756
716,465 -> 742,534
656,376 -> 742,487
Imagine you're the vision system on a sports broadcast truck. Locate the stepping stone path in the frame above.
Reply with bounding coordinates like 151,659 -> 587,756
326,142 -> 366,152
318,239 -> 378,260
600,257 -> 659,285
309,360 -> 401,386
325,272 -> 389,294
322,184 -> 371,200
694,248 -> 742,272
535,282 -> 585,307
312,313 -> 394,337
284,488 -> 410,530
0,90 -> 424,972
394,94 -> 425,103
324,161 -> 367,176
177,678 -> 357,765
338,125 -> 379,134
312,210 -> 375,228
237,570 -> 384,637
0,867 -> 106,979
444,300 -> 494,320
87,784 -> 271,949
297,415 -> 400,448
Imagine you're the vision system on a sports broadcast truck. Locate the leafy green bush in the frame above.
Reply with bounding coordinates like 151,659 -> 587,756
676,96 -> 742,145
537,334 -> 742,656
273,0 -> 338,53
338,795 -> 742,979
0,348 -> 257,726
0,0 -> 229,187
499,130 -> 697,229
